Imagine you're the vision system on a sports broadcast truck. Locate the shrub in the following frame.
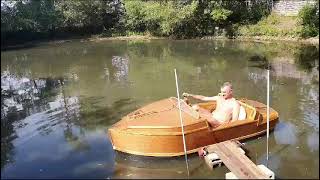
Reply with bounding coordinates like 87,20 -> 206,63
210,7 -> 232,24
298,3 -> 319,37
124,1 -> 147,32
124,1 -> 198,37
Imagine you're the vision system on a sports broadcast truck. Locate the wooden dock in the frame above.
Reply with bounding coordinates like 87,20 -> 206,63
204,140 -> 273,179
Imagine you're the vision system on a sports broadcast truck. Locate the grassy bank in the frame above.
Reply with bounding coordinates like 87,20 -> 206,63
89,32 -> 319,45
201,35 -> 319,45
236,4 -> 319,40
238,13 -> 302,37
88,34 -> 165,42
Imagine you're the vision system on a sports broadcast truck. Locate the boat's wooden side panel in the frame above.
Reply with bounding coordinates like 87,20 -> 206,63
108,127 -> 213,156
210,119 -> 278,143
108,118 -> 278,157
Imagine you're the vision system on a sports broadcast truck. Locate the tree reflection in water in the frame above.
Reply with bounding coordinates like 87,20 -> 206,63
1,69 -> 137,169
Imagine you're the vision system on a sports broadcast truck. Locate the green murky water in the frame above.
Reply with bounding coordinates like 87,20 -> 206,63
1,39 -> 319,178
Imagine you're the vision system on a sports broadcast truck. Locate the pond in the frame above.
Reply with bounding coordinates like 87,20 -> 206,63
1,39 -> 319,179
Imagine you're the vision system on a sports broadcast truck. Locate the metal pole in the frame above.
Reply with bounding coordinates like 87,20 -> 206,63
266,69 -> 270,164
174,69 -> 190,177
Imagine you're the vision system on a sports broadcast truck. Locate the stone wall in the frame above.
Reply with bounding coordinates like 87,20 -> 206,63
272,0 -> 316,16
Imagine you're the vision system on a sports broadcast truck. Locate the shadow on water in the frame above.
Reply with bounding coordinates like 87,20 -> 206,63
1,117 -> 16,169
1,43 -> 39,52
294,45 -> 319,72
112,151 -> 204,179
247,54 -> 273,70
78,97 -> 136,128
247,45 -> 319,74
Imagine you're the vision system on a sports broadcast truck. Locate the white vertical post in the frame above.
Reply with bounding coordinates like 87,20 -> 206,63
266,69 -> 270,164
174,69 -> 190,177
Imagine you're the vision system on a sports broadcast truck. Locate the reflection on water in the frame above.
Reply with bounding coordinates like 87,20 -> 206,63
1,40 -> 319,178
111,56 -> 129,82
113,152 -> 199,178
274,121 -> 298,145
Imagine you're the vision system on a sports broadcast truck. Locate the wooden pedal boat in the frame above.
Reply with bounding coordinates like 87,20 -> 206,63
108,97 -> 279,157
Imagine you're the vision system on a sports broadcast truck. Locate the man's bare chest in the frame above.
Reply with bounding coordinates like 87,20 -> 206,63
216,99 -> 234,112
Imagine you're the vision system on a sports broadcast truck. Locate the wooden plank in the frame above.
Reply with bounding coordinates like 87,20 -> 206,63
206,141 -> 269,179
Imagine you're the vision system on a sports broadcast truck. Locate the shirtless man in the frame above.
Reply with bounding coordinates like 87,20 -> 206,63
183,82 -> 240,128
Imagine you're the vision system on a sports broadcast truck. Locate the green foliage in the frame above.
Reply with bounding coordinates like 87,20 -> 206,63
1,0 -> 126,45
247,0 -> 272,24
6,0 -> 317,44
123,0 -> 146,32
210,7 -> 232,24
1,0 -> 59,32
124,1 -> 197,36
298,3 -> 319,37
55,0 -> 125,33
225,23 -> 240,37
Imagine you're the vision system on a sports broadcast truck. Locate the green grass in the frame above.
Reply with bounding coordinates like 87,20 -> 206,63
238,13 -> 303,37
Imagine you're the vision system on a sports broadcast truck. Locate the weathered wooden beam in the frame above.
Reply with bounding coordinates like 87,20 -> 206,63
204,140 -> 273,179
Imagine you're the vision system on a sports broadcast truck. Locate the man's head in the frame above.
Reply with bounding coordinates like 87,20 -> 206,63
220,82 -> 233,99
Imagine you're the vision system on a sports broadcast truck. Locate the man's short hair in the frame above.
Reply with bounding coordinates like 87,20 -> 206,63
221,82 -> 232,89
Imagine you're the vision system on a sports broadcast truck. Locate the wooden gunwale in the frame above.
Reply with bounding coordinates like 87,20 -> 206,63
121,115 -> 278,136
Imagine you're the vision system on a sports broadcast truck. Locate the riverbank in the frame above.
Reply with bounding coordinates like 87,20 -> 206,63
201,35 -> 319,45
88,34 -> 319,45
1,34 -> 318,51
87,34 -> 166,42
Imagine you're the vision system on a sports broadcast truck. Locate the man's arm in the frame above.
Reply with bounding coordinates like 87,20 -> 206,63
231,101 -> 240,121
183,93 -> 218,101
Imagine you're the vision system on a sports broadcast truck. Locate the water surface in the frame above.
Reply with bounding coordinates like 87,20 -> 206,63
1,39 -> 319,178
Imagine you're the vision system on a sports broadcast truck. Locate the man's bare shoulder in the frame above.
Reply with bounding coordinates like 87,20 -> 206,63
231,98 -> 240,106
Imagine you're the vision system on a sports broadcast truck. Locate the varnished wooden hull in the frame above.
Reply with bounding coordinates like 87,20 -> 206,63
108,98 -> 279,157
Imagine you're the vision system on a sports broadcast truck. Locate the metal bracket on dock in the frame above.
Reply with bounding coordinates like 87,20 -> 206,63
204,153 -> 223,169
204,146 -> 245,169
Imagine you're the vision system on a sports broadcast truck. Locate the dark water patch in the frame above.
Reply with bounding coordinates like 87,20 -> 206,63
1,43 -> 38,52
294,45 -> 319,72
247,54 -> 273,70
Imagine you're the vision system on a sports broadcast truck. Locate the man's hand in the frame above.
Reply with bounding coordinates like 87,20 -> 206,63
182,92 -> 191,97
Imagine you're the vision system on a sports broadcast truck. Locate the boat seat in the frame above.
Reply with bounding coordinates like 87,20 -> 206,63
238,100 -> 257,121
238,105 -> 246,120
